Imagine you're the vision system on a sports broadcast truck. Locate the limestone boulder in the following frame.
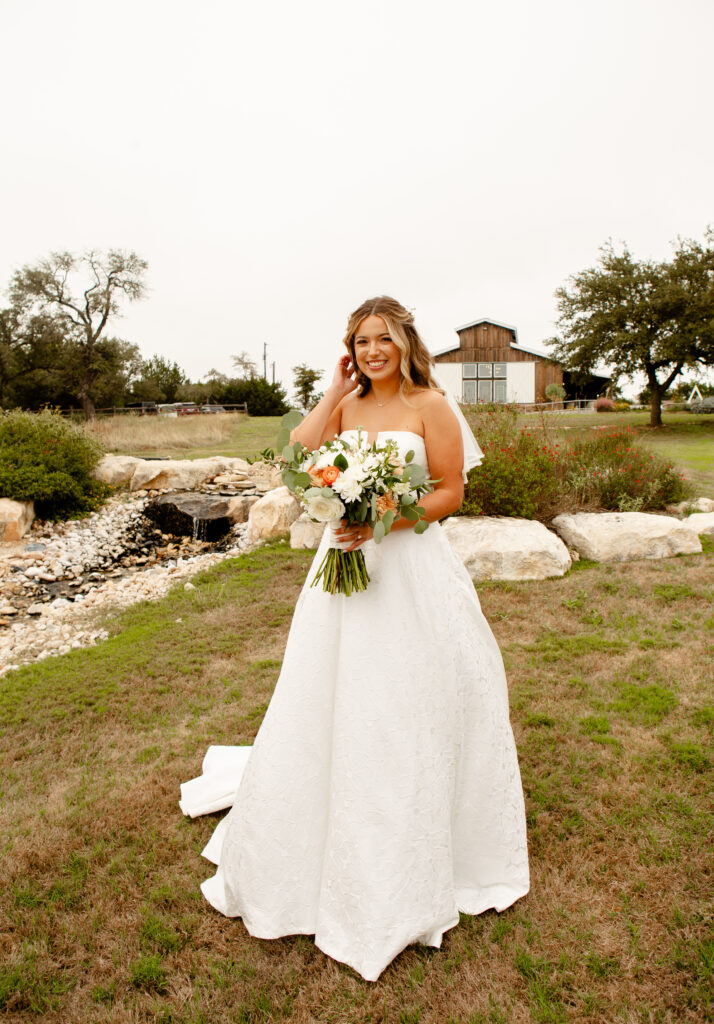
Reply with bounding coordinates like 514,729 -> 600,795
130,457 -> 228,492
691,497 -> 714,513
442,516 -> 571,581
247,461 -> 284,492
686,512 -> 714,537
225,494 -> 260,524
290,513 -> 326,549
248,486 -> 301,542
93,454 -> 140,487
551,511 -> 702,562
0,499 -> 35,543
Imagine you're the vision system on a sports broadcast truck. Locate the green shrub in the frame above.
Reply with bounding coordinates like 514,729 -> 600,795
457,408 -> 688,521
0,410 -> 109,520
459,405 -> 563,520
566,428 -> 687,511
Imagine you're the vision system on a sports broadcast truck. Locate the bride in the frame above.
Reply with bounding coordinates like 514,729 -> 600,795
180,296 -> 529,982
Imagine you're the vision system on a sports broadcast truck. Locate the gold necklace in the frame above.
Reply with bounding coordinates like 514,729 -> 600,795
374,391 -> 398,408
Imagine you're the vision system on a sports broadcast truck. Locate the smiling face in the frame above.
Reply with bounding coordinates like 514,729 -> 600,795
352,315 -> 402,386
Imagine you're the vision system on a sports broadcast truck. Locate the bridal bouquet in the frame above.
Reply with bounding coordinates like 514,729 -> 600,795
278,420 -> 435,596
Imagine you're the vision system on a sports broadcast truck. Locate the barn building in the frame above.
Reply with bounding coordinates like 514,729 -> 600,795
431,318 -> 563,405
432,317 -> 611,405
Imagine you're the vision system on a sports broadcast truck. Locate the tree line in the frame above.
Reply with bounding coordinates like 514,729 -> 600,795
0,251 -> 308,418
3,234 -> 712,426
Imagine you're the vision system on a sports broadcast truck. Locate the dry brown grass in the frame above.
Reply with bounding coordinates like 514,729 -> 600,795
1,542 -> 712,1023
86,412 -> 248,454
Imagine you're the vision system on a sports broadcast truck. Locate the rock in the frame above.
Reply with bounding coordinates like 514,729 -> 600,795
669,497 -> 714,515
26,603 -> 45,615
246,462 -> 284,491
129,456 -> 254,492
225,494 -> 260,524
0,499 -> 35,543
686,512 -> 714,537
442,516 -> 572,581
551,512 -> 702,562
290,514 -> 326,550
248,486 -> 301,542
143,493 -> 232,542
93,455 -> 141,487
0,601 -> 17,616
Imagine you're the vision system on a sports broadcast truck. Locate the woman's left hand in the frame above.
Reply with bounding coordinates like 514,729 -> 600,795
334,520 -> 374,552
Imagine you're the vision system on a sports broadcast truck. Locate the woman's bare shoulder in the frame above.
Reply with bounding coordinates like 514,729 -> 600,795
410,387 -> 450,412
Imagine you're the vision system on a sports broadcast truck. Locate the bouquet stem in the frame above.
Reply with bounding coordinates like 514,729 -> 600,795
311,548 -> 370,596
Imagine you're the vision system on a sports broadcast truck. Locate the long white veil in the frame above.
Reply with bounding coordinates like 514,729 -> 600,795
431,371 -> 484,482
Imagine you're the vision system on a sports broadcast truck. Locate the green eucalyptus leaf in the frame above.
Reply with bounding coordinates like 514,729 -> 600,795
413,519 -> 429,534
373,520 -> 385,544
276,428 -> 291,451
281,409 -> 304,430
294,472 -> 312,488
405,450 -> 414,463
403,505 -> 420,522
400,492 -> 416,505
304,486 -> 325,498
382,510 -> 395,533
282,444 -> 294,462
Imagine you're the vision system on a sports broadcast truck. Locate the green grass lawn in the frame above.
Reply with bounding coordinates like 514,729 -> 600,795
2,540 -> 712,1023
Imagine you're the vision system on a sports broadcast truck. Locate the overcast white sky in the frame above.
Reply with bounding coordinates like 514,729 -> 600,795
1,0 -> 712,396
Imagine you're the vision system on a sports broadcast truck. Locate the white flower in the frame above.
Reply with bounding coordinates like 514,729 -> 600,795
392,481 -> 412,496
303,492 -> 345,522
315,450 -> 338,469
332,469 -> 364,502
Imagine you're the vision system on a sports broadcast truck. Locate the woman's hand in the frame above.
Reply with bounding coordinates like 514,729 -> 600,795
334,519 -> 374,552
330,355 -> 358,400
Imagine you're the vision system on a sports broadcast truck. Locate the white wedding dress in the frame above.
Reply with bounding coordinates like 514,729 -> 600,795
180,431 -> 529,982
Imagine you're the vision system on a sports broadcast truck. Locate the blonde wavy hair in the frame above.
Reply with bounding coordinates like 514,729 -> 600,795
342,296 -> 442,399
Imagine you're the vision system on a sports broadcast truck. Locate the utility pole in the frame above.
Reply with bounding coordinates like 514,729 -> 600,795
263,342 -> 267,380
271,361 -> 275,384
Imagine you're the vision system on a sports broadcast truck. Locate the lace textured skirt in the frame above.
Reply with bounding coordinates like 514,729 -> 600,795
180,519 -> 529,982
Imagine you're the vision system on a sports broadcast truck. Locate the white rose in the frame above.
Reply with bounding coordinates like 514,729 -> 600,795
303,492 -> 346,522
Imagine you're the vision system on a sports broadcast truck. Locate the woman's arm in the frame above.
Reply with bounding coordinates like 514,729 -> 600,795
391,392 -> 464,529
290,356 -> 356,449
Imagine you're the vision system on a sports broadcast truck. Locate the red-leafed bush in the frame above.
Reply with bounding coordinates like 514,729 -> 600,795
593,397 -> 616,412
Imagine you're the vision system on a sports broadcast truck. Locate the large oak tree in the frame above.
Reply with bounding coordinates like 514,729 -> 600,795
9,249 -> 147,419
550,230 -> 714,426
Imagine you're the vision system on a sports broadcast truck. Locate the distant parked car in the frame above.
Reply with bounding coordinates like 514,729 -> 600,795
126,402 -> 158,416
201,404 -> 226,414
691,397 -> 714,414
175,402 -> 200,416
157,403 -> 178,417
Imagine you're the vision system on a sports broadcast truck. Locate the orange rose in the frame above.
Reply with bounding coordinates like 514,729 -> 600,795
307,465 -> 324,486
321,465 -> 341,486
376,491 -> 398,516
